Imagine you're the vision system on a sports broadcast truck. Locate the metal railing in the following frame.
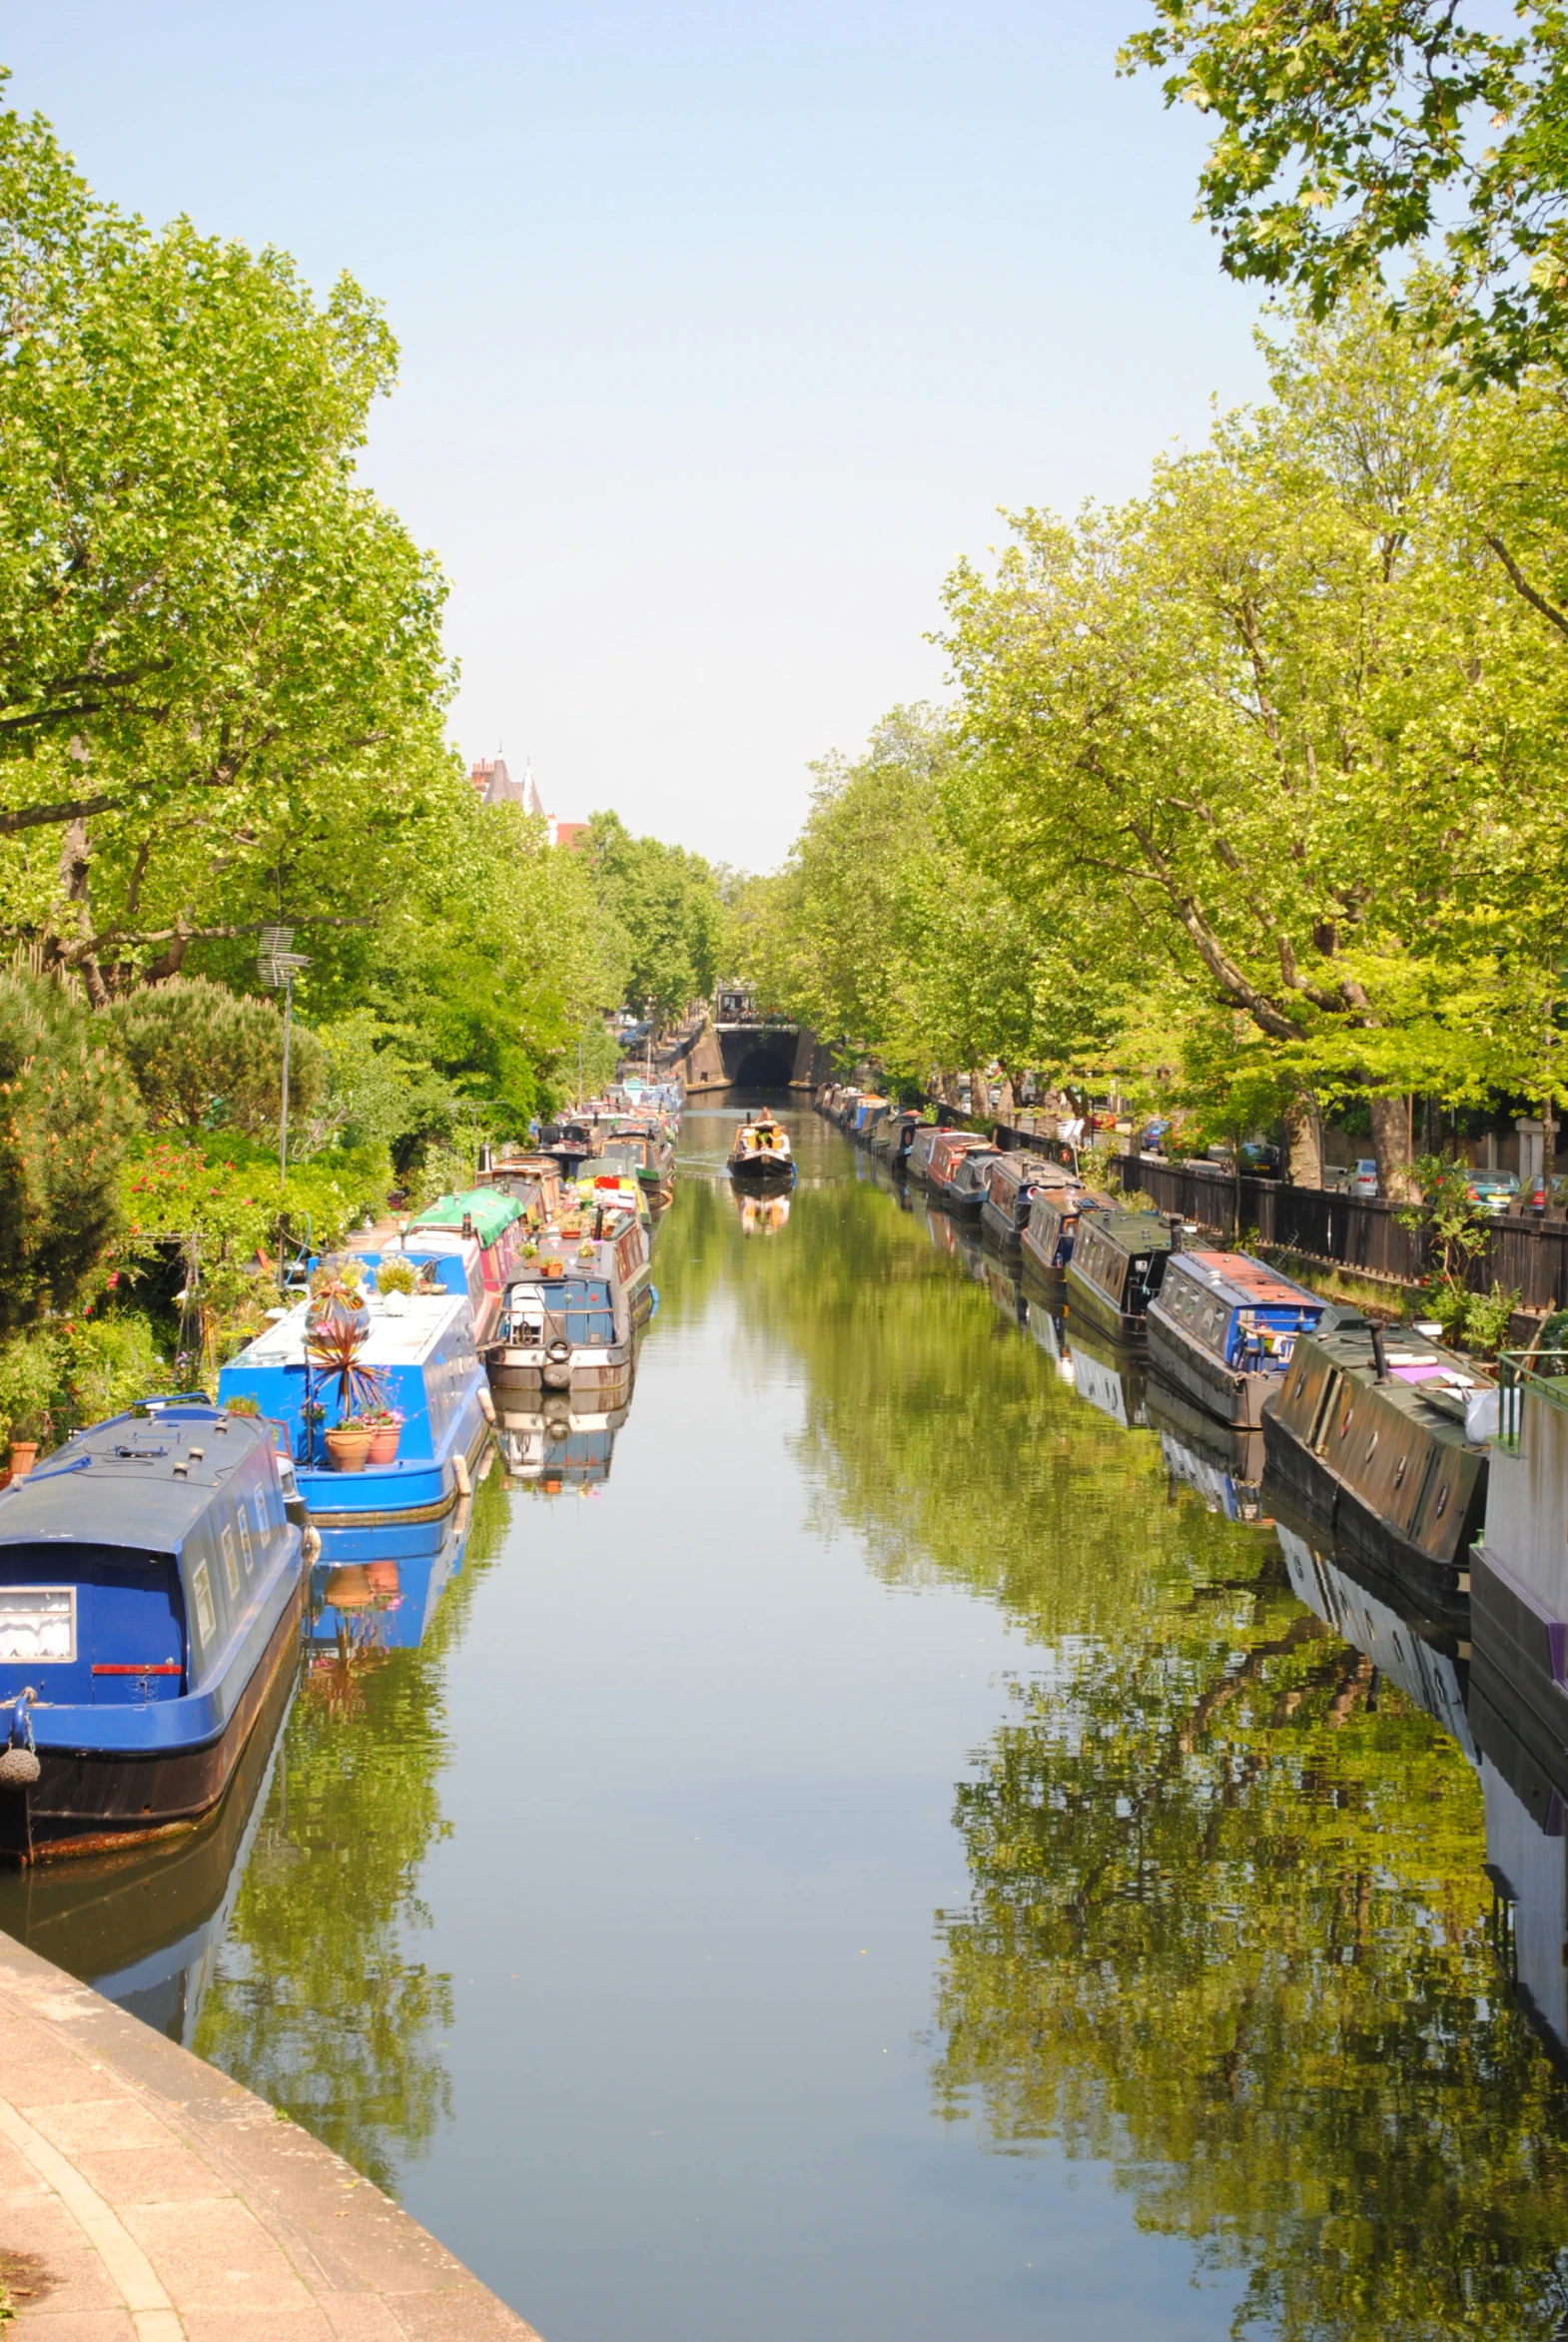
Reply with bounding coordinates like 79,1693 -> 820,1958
1496,1348 -> 1568,1452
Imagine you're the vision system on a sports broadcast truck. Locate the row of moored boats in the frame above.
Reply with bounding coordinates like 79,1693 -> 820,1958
0,1087 -> 684,1862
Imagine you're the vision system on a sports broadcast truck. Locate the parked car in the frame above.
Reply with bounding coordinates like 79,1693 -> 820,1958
1468,1171 -> 1519,1213
1349,1159 -> 1379,1197
1139,1119 -> 1172,1155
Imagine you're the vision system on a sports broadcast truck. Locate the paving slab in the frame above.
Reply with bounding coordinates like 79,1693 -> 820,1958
0,1930 -> 542,2340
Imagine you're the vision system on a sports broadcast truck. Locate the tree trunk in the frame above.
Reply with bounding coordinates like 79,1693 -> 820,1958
1284,1096 -> 1322,1188
1369,1095 -> 1418,1200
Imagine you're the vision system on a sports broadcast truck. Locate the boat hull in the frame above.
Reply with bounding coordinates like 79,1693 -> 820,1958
1260,1408 -> 1476,1610
1064,1261 -> 1146,1345
1146,1310 -> 1277,1428
301,1401 -> 491,1560
979,1199 -> 1026,1252
728,1160 -> 796,1189
0,1576 -> 305,1866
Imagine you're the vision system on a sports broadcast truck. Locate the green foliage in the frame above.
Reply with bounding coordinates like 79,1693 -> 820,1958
104,977 -> 326,1137
0,969 -> 140,1332
1462,1277 -> 1522,1355
584,809 -> 723,1022
1122,3 -> 1568,387
0,1309 -> 168,1447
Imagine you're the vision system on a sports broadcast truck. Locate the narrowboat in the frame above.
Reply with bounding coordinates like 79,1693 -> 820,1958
0,1399 -> 308,1863
537,1115 -> 602,1179
219,1286 -> 490,1563
979,1155 -> 1069,1253
1470,1336 -> 1568,1780
403,1189 -> 529,1346
1146,1249 -> 1324,1428
1063,1208 -> 1177,1343
928,1141 -> 1003,1217
483,1215 -> 652,1400
494,1392 -> 633,1492
1469,1680 -> 1568,2075
911,1128 -> 989,1194
904,1123 -> 955,1184
1146,1372 -> 1266,1522
728,1112 -> 796,1188
1019,1183 -> 1111,1280
601,1120 -> 676,1209
1260,1309 -> 1493,1603
1067,1321 -> 1149,1431
1277,1514 -> 1475,1755
851,1095 -> 890,1143
569,1168 -> 652,1231
870,1109 -> 926,1171
474,1150 -> 564,1226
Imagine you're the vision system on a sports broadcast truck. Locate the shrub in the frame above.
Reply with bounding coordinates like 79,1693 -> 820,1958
0,970 -> 141,1333
1463,1281 -> 1522,1358
104,977 -> 327,1138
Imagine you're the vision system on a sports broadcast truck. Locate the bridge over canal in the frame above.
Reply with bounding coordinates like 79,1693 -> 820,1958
665,1002 -> 829,1095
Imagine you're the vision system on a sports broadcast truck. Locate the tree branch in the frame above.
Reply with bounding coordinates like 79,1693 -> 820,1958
1485,532 -> 1568,639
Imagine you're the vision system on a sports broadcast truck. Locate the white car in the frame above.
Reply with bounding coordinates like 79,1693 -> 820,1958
1350,1159 -> 1378,1196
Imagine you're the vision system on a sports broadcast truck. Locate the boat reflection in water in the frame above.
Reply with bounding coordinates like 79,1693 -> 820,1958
1147,1371 -> 1268,1524
1471,1670 -> 1568,2073
731,1188 -> 792,1237
309,1472 -> 481,1660
495,1394 -> 631,1495
0,1614 -> 298,2046
1024,1296 -> 1075,1386
1276,1509 -> 1476,1759
1065,1319 -> 1149,1431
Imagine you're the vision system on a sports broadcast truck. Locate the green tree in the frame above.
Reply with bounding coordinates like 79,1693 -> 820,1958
104,977 -> 326,1138
584,810 -> 724,1023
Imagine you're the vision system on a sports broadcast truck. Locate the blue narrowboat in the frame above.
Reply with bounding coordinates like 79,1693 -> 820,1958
218,1286 -> 491,1562
0,1399 -> 307,1863
1146,1248 -> 1324,1427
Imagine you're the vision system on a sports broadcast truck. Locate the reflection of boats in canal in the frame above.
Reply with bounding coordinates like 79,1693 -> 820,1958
1470,1670 -> 1568,2075
732,1188 -> 792,1234
0,1617 -> 297,2040
1065,1322 -> 1148,1430
1146,1371 -> 1266,1522
308,1474 -> 477,1656
1262,1309 -> 1493,1607
1024,1297 -> 1075,1384
983,1258 -> 1027,1331
1276,1512 -> 1474,1755
922,1203 -> 986,1282
495,1394 -> 632,1492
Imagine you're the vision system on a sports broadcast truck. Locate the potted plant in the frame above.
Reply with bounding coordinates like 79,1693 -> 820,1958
360,1407 -> 404,1465
308,1260 -> 370,1338
375,1258 -> 417,1315
324,1417 -> 373,1471
225,1393 -> 262,1418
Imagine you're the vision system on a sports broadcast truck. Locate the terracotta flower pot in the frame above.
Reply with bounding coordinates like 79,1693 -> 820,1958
324,1425 -> 373,1472
325,1564 -> 373,1610
8,1443 -> 39,1478
367,1425 -> 401,1466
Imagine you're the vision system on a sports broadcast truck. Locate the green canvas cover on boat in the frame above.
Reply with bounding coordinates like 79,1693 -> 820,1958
407,1188 -> 522,1242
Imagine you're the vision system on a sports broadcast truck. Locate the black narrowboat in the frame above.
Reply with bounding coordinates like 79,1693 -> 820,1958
1260,1309 -> 1493,1604
979,1156 -> 1067,1254
1019,1183 -> 1111,1281
1063,1209 -> 1177,1343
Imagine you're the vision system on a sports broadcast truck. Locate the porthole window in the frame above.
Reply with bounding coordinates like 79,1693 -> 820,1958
1394,1456 -> 1407,1487
1435,1482 -> 1450,1519
1340,1408 -> 1354,1437
1364,1433 -> 1378,1465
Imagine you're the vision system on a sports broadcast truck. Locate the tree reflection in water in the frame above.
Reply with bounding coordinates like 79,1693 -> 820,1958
193,1469 -> 510,2195
759,1133 -> 1568,2340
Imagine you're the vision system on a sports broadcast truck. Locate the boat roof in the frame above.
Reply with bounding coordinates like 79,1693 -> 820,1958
0,1404 -> 271,1557
1166,1249 -> 1322,1309
1094,1210 -> 1176,1251
406,1188 -> 522,1243
230,1290 -> 470,1371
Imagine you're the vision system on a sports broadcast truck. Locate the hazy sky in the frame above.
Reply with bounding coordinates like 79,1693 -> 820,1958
4,4 -> 1267,868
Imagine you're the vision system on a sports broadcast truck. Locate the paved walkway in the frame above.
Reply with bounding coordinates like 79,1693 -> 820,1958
0,1930 -> 540,2339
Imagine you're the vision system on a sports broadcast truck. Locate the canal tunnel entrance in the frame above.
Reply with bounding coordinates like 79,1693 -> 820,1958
731,1043 -> 796,1088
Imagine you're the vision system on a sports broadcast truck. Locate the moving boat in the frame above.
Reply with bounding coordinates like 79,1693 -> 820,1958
1019,1183 -> 1111,1280
0,1399 -> 308,1863
1260,1309 -> 1493,1603
219,1282 -> 491,1562
1146,1249 -> 1324,1428
728,1111 -> 796,1188
979,1155 -> 1068,1253
1063,1208 -> 1177,1343
483,1216 -> 652,1401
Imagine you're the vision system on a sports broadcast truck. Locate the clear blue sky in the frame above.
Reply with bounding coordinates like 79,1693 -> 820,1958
4,3 -> 1266,868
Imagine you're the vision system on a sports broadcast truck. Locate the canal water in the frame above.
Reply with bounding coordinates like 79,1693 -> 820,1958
4,1101 -> 1568,2340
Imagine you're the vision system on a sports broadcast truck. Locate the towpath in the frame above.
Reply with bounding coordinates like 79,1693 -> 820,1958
0,1929 -> 539,2339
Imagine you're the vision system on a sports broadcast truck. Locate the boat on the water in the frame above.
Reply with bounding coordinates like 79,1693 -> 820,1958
402,1189 -> 529,1346
728,1111 -> 796,1188
1470,1335 -> 1568,1781
1146,1248 -> 1324,1428
869,1109 -> 926,1171
1260,1308 -> 1493,1603
979,1155 -> 1068,1253
1019,1183 -> 1111,1280
927,1139 -> 1003,1216
483,1215 -> 651,1401
1063,1208 -> 1177,1343
602,1119 -> 676,1208
0,1399 -> 308,1864
219,1282 -> 490,1562
908,1128 -> 987,1192
474,1151 -> 565,1225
